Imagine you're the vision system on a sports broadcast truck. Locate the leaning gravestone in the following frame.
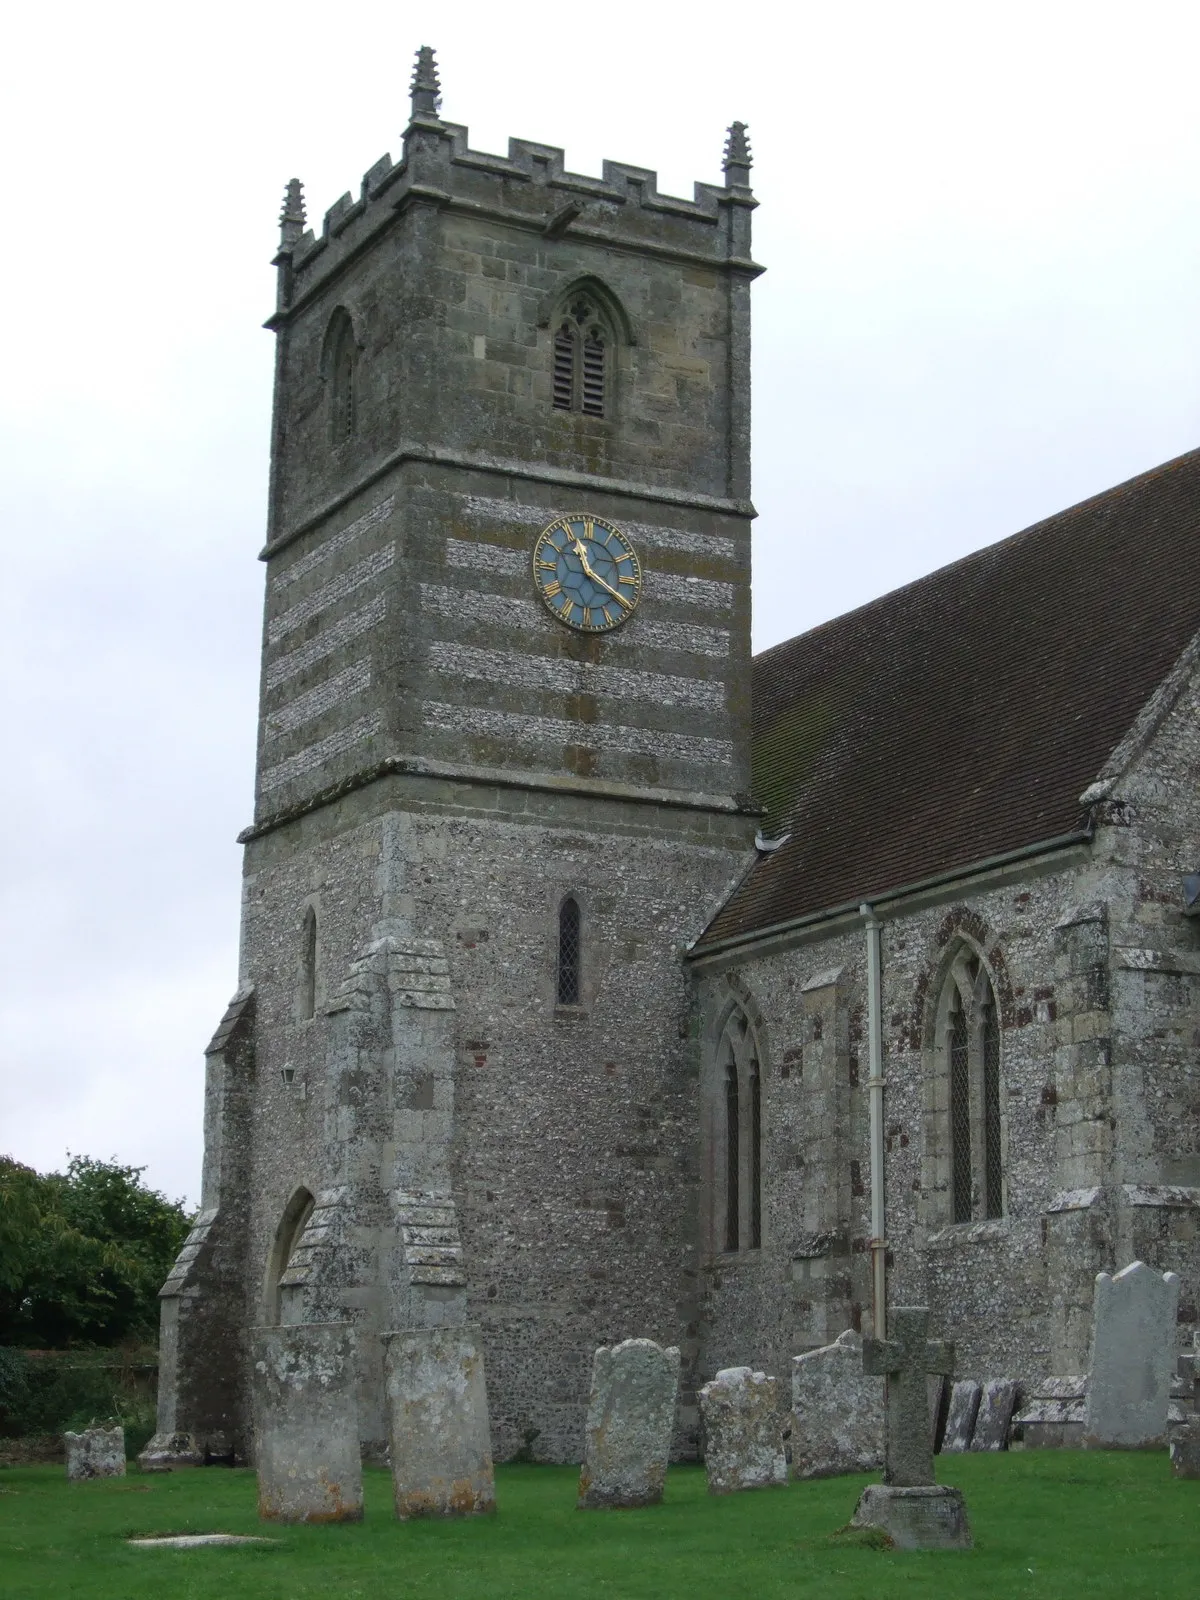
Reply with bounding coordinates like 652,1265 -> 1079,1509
578,1338 -> 680,1509
699,1367 -> 787,1494
383,1326 -> 495,1518
65,1425 -> 125,1480
848,1307 -> 972,1551
1169,1417 -> 1200,1479
970,1379 -> 1019,1451
251,1322 -> 362,1522
940,1380 -> 982,1452
791,1329 -> 883,1478
1083,1261 -> 1180,1449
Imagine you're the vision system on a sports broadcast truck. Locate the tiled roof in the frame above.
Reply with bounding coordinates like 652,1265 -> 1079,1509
696,447 -> 1200,950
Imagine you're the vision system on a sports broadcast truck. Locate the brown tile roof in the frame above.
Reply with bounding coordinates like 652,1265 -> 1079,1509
696,447 -> 1200,951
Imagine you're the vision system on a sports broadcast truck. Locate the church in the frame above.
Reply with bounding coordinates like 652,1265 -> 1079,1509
144,48 -> 1200,1467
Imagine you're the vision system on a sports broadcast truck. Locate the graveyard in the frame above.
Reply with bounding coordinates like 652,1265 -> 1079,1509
1,1451 -> 1197,1599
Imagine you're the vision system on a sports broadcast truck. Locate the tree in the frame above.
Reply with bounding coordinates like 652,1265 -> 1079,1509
0,1155 -> 192,1347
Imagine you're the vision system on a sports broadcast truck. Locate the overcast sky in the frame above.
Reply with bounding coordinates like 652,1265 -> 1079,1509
3,0 -> 1199,1206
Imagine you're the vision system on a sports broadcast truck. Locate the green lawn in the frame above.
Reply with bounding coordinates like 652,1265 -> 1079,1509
0,1451 -> 1195,1599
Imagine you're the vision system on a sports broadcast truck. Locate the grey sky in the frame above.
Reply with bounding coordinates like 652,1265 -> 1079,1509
3,0 -> 1198,1204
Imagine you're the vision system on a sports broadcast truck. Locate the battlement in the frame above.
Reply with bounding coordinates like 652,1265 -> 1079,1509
272,46 -> 755,318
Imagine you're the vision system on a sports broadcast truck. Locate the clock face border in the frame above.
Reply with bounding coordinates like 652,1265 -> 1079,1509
531,513 -> 643,634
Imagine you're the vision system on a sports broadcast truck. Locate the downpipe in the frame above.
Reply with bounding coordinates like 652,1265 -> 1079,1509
861,903 -> 886,1339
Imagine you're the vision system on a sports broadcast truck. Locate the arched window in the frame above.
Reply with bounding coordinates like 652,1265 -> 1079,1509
557,896 -> 581,1005
551,294 -> 609,418
710,1006 -> 764,1254
298,905 -> 318,1021
929,946 -> 1005,1223
264,1186 -> 314,1325
325,309 -> 357,442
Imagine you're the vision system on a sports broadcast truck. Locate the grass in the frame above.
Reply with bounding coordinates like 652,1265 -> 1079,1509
0,1451 -> 1196,1599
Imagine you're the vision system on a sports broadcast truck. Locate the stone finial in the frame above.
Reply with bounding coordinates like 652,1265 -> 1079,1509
410,45 -> 442,119
723,121 -> 752,187
278,179 -> 306,251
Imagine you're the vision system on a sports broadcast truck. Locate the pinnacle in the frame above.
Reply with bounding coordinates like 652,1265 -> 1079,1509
723,121 -> 752,186
410,44 -> 442,119
278,179 -> 306,249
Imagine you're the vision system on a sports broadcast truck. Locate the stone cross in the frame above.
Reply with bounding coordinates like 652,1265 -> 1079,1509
863,1306 -> 954,1487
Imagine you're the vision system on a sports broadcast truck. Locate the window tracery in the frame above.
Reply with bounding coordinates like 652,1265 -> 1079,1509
551,294 -> 609,418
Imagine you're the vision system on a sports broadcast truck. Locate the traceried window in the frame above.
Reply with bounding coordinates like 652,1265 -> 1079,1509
710,1007 -> 764,1253
929,947 -> 1005,1223
556,896 -> 582,1006
552,295 -> 608,418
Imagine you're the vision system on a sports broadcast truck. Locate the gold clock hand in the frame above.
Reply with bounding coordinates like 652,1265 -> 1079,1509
570,536 -> 632,608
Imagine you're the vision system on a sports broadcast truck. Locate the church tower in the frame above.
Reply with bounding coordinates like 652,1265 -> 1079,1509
146,48 -> 760,1465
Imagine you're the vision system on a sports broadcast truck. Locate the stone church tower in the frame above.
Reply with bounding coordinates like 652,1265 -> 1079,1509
145,49 -> 760,1465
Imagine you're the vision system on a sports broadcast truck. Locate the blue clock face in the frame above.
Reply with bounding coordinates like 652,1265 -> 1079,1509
532,514 -> 642,632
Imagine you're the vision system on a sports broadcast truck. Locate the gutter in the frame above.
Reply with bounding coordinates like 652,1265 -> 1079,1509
686,822 -> 1093,963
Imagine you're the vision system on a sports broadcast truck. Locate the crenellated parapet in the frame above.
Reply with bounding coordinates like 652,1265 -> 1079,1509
270,45 -> 757,320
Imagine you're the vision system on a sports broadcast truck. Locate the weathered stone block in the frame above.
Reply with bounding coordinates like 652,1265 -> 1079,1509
1169,1416 -> 1200,1478
698,1366 -> 786,1494
251,1323 -> 362,1522
940,1381 -> 982,1452
791,1329 -> 883,1479
1084,1261 -> 1180,1448
383,1326 -> 495,1518
65,1426 -> 125,1480
849,1484 -> 973,1550
969,1379 -> 1019,1451
578,1338 -> 680,1509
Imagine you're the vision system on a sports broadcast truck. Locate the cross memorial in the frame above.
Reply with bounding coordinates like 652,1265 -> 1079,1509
848,1306 -> 973,1550
863,1306 -> 954,1486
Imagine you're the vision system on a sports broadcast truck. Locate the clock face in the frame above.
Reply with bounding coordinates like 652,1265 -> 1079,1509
532,514 -> 642,632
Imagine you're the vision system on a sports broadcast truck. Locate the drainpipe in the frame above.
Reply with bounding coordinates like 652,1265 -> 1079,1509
861,903 -> 887,1339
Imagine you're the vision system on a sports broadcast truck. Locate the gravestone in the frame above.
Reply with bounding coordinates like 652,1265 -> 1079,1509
791,1329 -> 883,1478
383,1326 -> 495,1518
970,1379 -> 1019,1451
65,1425 -> 125,1480
251,1322 -> 362,1522
1169,1417 -> 1200,1479
940,1380 -> 982,1452
848,1307 -> 972,1551
578,1338 -> 680,1509
1083,1261 -> 1180,1449
699,1367 -> 787,1494
1012,1374 -> 1087,1448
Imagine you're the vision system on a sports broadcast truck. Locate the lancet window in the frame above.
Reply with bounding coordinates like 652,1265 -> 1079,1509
298,905 -> 318,1021
931,947 -> 1005,1223
326,309 -> 357,441
557,896 -> 582,1006
711,1007 -> 763,1253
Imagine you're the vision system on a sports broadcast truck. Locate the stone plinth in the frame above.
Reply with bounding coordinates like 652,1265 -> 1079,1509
65,1426 -> 125,1480
251,1323 -> 362,1523
1083,1262 -> 1180,1449
698,1367 -> 787,1494
791,1330 -> 883,1479
383,1326 -> 495,1519
940,1381 -> 982,1453
578,1338 -> 680,1509
1169,1417 -> 1200,1478
850,1484 -> 973,1550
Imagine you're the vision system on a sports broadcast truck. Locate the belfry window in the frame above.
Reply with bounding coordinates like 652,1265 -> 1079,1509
711,1008 -> 764,1253
557,897 -> 582,1006
551,296 -> 608,418
930,948 -> 1005,1223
